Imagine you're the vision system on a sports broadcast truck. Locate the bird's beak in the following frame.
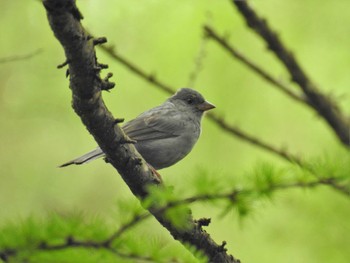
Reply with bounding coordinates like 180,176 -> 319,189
197,101 -> 216,111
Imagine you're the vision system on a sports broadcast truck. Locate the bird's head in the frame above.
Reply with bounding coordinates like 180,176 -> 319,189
168,88 -> 215,116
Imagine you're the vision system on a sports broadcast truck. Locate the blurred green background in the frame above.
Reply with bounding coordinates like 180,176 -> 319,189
1,0 -> 349,262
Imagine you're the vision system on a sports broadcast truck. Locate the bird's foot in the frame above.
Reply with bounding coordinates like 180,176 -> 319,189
147,164 -> 163,183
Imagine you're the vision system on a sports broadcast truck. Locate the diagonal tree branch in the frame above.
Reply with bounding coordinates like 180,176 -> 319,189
0,49 -> 42,64
98,43 -> 175,95
103,212 -> 150,246
232,0 -> 350,146
43,0 -> 238,262
207,113 -> 300,163
203,25 -> 306,105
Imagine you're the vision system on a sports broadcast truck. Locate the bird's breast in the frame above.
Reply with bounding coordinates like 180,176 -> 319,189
135,122 -> 200,170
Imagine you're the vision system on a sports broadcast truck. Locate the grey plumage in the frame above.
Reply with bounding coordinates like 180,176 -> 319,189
59,88 -> 215,169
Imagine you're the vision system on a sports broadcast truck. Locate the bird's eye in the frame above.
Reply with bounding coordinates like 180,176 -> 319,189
187,98 -> 193,104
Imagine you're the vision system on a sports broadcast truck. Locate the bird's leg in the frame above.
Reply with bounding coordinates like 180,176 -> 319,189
147,163 -> 163,182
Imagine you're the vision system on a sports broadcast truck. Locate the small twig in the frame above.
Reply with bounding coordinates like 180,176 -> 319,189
103,72 -> 113,81
104,212 -> 151,246
114,118 -> 125,124
204,25 -> 306,105
219,241 -> 228,252
187,32 -> 209,88
57,59 -> 70,68
98,44 -> 175,95
207,113 -> 302,164
1,236 -> 157,263
296,168 -> 350,196
93,37 -> 107,46
0,49 -> 43,64
99,63 -> 109,69
167,177 -> 349,207
232,0 -> 350,146
196,217 -> 211,228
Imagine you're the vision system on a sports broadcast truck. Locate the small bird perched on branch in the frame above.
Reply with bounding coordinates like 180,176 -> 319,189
60,88 -> 215,170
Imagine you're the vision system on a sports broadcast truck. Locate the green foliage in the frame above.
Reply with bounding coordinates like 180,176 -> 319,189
1,1 -> 350,262
191,167 -> 230,195
26,247 -> 118,263
164,205 -> 192,230
0,214 -> 110,262
143,185 -> 177,209
1,152 -> 350,262
301,149 -> 350,181
144,185 -> 192,230
249,162 -> 281,198
0,212 -> 200,262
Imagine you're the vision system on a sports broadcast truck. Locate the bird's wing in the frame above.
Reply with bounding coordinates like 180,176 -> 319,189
122,104 -> 184,141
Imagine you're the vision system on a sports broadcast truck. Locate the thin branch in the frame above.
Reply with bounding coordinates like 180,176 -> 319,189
172,178 -> 343,206
43,1 -> 238,262
0,49 -> 43,63
207,113 -> 301,164
203,25 -> 306,105
187,33 -> 209,88
99,44 -> 175,95
0,237 -> 157,263
41,238 -> 156,262
232,0 -> 350,146
103,212 -> 150,246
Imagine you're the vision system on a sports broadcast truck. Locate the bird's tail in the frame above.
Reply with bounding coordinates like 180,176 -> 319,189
59,147 -> 104,167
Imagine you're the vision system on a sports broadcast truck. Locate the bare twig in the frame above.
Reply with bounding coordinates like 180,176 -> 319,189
232,0 -> 350,146
99,44 -> 175,94
43,1 -> 238,262
203,25 -> 306,105
0,49 -> 42,64
103,212 -> 150,246
187,32 -> 209,88
207,113 -> 301,163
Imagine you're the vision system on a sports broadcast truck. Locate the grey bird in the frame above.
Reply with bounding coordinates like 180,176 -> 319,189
59,88 -> 215,170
